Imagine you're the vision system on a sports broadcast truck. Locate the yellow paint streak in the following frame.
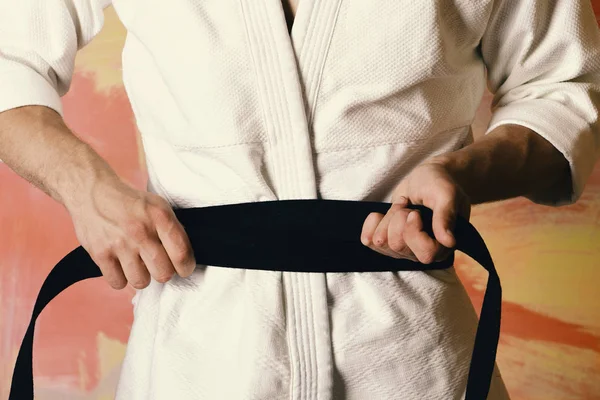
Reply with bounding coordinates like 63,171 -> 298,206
74,6 -> 126,92
492,225 -> 599,328
97,332 -> 127,378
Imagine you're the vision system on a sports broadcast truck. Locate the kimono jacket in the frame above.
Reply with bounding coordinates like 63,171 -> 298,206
1,0 -> 599,398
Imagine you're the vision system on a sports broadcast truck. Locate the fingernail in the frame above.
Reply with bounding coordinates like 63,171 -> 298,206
408,211 -> 417,221
446,229 -> 454,238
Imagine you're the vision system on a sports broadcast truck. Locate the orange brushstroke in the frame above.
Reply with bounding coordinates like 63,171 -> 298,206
457,268 -> 600,352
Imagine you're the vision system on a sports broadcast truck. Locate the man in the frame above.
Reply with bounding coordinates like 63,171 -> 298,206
1,0 -> 599,398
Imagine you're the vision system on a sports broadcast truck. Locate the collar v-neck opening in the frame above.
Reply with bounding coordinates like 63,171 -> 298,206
282,1 -> 297,35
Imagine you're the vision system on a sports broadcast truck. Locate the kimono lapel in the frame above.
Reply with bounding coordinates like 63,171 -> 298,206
291,0 -> 344,126
237,0 -> 343,200
236,4 -> 345,399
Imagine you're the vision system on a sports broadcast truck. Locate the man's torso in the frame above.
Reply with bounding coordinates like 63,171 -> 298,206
106,2 -> 511,399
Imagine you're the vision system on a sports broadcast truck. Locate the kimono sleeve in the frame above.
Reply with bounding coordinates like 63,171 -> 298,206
0,0 -> 110,117
481,0 -> 600,205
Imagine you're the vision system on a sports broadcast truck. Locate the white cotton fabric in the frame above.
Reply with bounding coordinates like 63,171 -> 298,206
2,0 -> 600,398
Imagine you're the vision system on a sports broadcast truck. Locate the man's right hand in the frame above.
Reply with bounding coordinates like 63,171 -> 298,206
0,105 -> 196,290
66,177 -> 197,290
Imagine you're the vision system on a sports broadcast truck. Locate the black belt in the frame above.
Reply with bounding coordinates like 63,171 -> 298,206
9,200 -> 501,400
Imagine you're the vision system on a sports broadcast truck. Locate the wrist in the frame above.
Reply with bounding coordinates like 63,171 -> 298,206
426,152 -> 474,192
56,143 -> 122,214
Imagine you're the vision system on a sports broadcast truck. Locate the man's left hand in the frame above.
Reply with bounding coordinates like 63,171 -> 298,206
361,160 -> 471,264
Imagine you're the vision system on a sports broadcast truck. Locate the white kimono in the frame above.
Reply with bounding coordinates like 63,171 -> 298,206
2,0 -> 600,399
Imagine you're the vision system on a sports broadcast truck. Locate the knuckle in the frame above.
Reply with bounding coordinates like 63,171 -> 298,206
404,215 -> 416,229
110,236 -> 128,251
130,277 -> 150,289
137,195 -> 154,212
365,212 -> 383,226
102,269 -> 127,289
408,209 -> 420,218
372,234 -> 385,247
366,211 -> 380,220
125,221 -> 148,240
154,270 -> 174,283
148,194 -> 170,208
170,231 -> 190,255
419,251 -> 436,264
107,277 -> 127,290
146,248 -> 163,264
92,246 -> 113,261
171,249 -> 190,265
151,205 -> 173,224
388,238 -> 407,253
361,235 -> 372,246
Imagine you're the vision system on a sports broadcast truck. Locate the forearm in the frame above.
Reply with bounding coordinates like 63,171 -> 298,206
0,105 -> 121,211
430,124 -> 572,205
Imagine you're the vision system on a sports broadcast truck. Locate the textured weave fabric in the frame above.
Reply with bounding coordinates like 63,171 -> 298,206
2,0 -> 600,399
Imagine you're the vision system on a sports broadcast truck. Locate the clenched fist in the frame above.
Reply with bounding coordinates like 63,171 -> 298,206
67,177 -> 196,290
361,160 -> 471,264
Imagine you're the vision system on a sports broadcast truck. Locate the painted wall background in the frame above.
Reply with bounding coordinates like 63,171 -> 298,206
1,4 -> 600,400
